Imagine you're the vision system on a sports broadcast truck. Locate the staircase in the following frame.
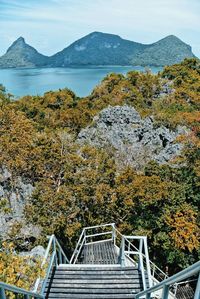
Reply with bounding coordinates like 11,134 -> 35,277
44,225 -> 149,299
45,265 -> 144,298
1,223 -> 199,299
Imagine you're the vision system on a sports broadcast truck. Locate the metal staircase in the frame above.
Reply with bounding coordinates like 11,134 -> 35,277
44,265 -> 144,298
0,223 -> 199,299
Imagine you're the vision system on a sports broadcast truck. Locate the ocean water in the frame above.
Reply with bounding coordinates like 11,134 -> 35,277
0,66 -> 162,98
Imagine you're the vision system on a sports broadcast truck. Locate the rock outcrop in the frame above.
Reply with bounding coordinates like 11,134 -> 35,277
0,168 -> 40,240
19,245 -> 46,258
78,105 -> 187,169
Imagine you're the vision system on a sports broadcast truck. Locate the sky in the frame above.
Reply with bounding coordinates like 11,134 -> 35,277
0,0 -> 200,57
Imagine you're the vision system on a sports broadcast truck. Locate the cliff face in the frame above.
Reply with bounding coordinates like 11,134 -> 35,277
78,105 -> 187,169
0,167 -> 40,241
0,33 -> 195,68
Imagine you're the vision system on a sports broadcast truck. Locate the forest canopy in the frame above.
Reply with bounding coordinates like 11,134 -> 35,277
0,58 -> 199,289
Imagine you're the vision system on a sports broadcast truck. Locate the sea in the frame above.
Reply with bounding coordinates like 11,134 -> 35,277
0,66 -> 162,98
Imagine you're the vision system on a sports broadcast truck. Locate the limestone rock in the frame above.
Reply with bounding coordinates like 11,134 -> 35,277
78,105 -> 187,169
0,171 -> 39,240
19,245 -> 46,258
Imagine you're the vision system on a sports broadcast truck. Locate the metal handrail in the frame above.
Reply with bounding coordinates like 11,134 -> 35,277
117,233 -> 153,291
135,261 -> 200,299
34,234 -> 69,294
70,228 -> 86,264
0,281 -> 44,299
114,228 -> 167,282
75,224 -> 168,285
70,223 -> 115,264
69,223 -> 173,296
84,223 -> 115,230
0,234 -> 69,298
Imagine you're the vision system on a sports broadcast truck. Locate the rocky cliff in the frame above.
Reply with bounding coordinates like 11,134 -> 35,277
0,167 -> 40,241
78,105 -> 187,169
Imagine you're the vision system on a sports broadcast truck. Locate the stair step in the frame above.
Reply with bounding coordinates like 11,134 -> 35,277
45,262 -> 145,298
47,274 -> 141,279
46,278 -> 140,284
45,283 -> 141,288
56,264 -> 138,271
46,294 -> 136,298
45,288 -> 140,294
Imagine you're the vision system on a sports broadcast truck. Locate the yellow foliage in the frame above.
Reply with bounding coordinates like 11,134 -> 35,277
165,205 -> 200,252
0,242 -> 44,298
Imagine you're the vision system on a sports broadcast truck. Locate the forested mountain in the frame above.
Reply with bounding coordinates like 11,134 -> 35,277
130,34 -> 195,66
49,32 -> 146,66
49,32 -> 195,67
0,58 -> 199,290
0,32 -> 195,68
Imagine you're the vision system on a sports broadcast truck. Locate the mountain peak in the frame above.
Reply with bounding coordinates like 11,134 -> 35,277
7,36 -> 26,52
156,35 -> 185,44
0,37 -> 48,68
16,36 -> 25,43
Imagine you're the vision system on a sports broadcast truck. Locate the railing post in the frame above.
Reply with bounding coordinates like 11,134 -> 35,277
162,285 -> 169,299
143,237 -> 153,288
63,255 -> 67,264
0,288 -> 6,299
194,272 -> 200,299
138,238 -> 146,291
120,236 -> 125,267
128,242 -> 130,257
173,282 -> 178,297
152,263 -> 155,278
112,223 -> 116,246
84,229 -> 86,244
53,236 -> 58,266
138,238 -> 143,271
58,247 -> 62,265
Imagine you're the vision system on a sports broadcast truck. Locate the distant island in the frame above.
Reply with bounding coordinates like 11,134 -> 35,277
0,31 -> 195,68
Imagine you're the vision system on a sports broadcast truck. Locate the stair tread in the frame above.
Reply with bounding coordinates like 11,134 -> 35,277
46,279 -> 140,283
46,294 -> 136,298
45,287 -> 140,293
45,283 -> 141,288
47,275 -> 141,280
56,268 -> 139,271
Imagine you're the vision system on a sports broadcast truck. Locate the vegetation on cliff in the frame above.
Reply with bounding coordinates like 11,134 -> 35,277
0,58 -> 199,288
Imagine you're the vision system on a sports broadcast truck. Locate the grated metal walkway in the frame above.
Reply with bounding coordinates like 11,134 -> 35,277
79,240 -> 118,264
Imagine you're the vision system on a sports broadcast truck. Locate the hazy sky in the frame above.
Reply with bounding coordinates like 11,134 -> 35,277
0,0 -> 199,57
